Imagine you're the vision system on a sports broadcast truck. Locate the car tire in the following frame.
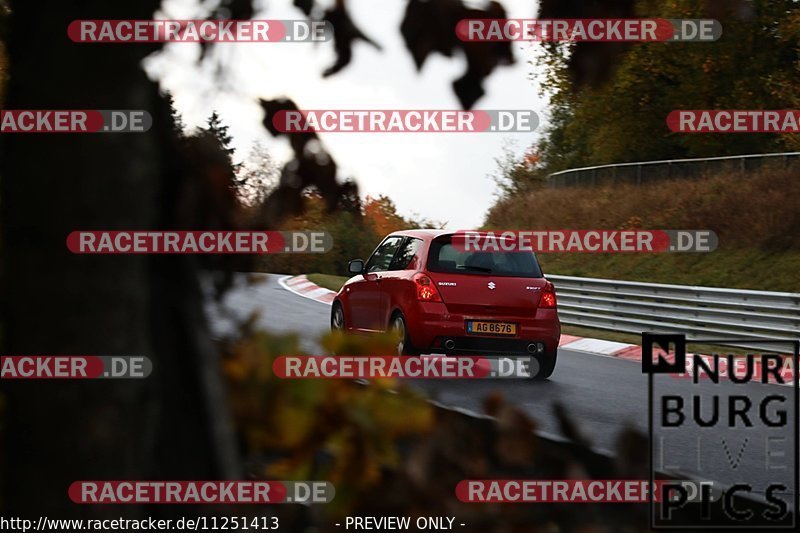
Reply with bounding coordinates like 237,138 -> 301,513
389,312 -> 416,356
532,351 -> 557,380
331,302 -> 346,332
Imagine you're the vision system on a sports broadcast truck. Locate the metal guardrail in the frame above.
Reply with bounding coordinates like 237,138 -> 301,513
548,275 -> 800,352
547,152 -> 800,188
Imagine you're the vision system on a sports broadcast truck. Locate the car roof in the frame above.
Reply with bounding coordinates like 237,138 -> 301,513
387,229 -> 455,240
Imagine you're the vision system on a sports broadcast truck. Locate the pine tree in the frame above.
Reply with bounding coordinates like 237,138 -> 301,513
201,111 -> 241,172
164,92 -> 186,138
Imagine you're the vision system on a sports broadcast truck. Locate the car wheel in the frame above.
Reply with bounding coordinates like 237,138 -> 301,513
331,303 -> 345,332
389,312 -> 416,356
531,351 -> 557,380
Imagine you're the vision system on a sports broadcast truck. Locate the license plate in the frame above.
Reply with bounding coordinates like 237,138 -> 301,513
466,321 -> 517,336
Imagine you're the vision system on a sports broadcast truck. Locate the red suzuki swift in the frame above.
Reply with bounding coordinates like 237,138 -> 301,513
330,230 -> 561,378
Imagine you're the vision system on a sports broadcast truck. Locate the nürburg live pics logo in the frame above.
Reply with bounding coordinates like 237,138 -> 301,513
643,333 -> 798,529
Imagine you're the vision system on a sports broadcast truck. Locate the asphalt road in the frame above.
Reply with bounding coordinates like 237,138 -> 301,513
208,273 -> 797,503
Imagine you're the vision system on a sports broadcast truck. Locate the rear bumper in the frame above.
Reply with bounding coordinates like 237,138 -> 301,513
405,301 -> 560,356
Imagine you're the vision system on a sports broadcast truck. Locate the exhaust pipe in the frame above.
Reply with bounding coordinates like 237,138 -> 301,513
527,343 -> 541,354
444,339 -> 456,350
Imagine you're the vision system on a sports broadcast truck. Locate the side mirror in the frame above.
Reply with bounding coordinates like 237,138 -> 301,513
348,259 -> 365,275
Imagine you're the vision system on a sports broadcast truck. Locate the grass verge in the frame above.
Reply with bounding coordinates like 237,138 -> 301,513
486,166 -> 800,293
539,249 -> 800,293
307,273 -> 348,292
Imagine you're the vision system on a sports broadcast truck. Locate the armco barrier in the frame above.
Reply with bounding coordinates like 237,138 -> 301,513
547,152 -> 800,188
548,274 -> 800,352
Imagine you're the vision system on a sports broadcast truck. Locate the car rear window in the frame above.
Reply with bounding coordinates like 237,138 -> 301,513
427,236 -> 544,278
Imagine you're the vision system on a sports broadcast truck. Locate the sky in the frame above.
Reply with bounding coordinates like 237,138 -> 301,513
144,0 -> 548,229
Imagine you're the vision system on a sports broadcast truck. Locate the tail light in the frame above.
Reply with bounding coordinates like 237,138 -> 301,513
540,281 -> 557,308
413,273 -> 442,302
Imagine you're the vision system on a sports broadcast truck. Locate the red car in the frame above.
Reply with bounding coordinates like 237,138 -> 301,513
330,230 -> 561,378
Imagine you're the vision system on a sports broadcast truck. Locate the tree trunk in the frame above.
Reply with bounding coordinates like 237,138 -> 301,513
1,1 -> 236,517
